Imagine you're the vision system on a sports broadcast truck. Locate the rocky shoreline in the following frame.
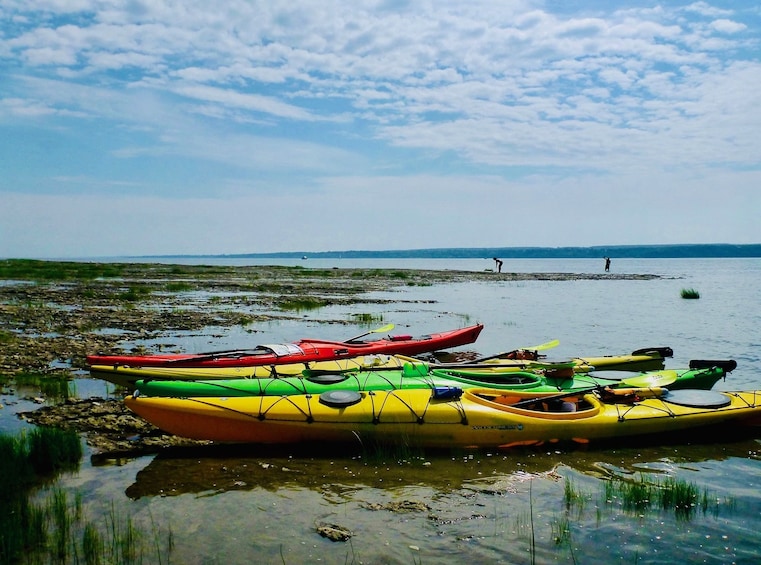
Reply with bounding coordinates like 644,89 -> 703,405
1,260 -> 664,456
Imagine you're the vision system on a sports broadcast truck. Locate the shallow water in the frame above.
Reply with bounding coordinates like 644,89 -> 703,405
4,257 -> 761,564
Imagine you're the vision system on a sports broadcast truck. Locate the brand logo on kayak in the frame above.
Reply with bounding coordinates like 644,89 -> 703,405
471,424 -> 524,431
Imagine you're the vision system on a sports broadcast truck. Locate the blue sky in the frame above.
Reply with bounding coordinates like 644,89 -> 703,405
1,0 -> 759,258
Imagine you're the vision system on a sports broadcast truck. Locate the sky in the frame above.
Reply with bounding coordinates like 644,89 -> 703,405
1,0 -> 760,258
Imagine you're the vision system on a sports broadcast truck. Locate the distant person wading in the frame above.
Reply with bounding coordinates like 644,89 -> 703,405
604,257 -> 611,272
493,258 -> 503,273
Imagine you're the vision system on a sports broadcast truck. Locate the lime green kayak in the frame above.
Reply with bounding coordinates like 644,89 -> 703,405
133,360 -> 734,398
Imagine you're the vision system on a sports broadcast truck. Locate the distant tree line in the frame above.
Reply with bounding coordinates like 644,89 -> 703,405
199,243 -> 761,260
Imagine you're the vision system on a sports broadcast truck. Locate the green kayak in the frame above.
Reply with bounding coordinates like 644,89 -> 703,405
133,359 -> 734,398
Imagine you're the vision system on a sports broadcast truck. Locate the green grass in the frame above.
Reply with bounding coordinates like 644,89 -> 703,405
351,313 -> 385,324
15,373 -> 74,401
165,282 -> 193,292
27,427 -> 83,475
0,427 -> 82,485
563,472 -> 733,525
681,288 -> 700,299
118,285 -> 152,302
0,429 -> 172,564
277,296 -> 328,311
357,436 -> 427,465
295,269 -> 334,277
0,434 -> 34,494
603,474 -> 729,520
0,428 -> 82,562
0,259 -> 128,280
0,329 -> 16,344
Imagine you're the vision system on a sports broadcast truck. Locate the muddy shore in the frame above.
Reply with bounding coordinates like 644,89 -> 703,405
1,260 -> 662,456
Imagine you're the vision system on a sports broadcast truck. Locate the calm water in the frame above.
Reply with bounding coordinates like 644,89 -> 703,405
3,258 -> 761,564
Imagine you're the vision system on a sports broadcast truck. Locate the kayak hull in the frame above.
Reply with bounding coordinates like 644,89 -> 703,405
86,324 -> 483,369
124,388 -> 761,448
90,354 -> 408,389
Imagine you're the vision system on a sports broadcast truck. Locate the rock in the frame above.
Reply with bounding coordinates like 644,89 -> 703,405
18,397 -> 209,455
316,523 -> 352,542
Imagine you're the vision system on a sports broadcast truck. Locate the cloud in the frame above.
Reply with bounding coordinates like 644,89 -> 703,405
0,1 -> 759,255
171,84 -> 316,120
709,18 -> 747,33
683,2 -> 733,18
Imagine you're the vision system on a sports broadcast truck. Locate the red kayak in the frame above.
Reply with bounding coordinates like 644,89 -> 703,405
86,324 -> 484,368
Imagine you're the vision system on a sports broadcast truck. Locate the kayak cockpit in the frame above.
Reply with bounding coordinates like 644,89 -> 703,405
464,389 -> 602,419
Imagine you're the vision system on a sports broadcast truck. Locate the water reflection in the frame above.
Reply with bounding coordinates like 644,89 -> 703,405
125,444 -> 562,499
124,435 -> 761,501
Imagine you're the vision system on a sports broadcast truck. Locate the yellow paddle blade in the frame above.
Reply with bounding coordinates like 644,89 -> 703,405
519,339 -> 560,351
346,323 -> 396,342
620,372 -> 677,388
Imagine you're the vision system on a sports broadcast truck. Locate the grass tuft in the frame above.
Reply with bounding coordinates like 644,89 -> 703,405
278,297 -> 328,311
351,313 -> 384,324
681,288 -> 700,299
27,427 -> 83,475
0,429 -> 173,564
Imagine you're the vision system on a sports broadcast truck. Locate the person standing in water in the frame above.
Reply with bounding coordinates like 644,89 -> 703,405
493,257 -> 503,273
604,257 -> 611,272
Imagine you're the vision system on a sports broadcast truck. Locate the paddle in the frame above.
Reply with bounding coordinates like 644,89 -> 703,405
393,354 -> 533,370
510,385 -> 604,408
523,339 -> 561,352
509,383 -> 668,409
619,373 -> 677,388
346,323 -> 396,343
469,339 -> 560,363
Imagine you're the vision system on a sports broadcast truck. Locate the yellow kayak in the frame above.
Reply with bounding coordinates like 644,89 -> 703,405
124,386 -> 761,449
90,354 -> 407,388
422,346 -> 674,374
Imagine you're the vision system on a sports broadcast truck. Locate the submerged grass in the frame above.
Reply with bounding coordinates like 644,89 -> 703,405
351,313 -> 385,324
1,428 -> 82,562
27,427 -> 83,475
14,372 -> 74,401
601,473 -> 731,520
356,434 -> 427,466
0,429 -> 173,564
277,296 -> 329,311
165,281 -> 193,292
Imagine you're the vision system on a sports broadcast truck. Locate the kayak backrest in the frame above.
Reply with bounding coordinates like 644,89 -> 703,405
688,359 -> 737,372
631,347 -> 674,357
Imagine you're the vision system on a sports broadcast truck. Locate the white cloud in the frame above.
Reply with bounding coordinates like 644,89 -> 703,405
171,84 -> 316,120
0,1 -> 759,255
710,19 -> 747,33
21,46 -> 78,66
683,2 -> 733,18
0,97 -> 57,117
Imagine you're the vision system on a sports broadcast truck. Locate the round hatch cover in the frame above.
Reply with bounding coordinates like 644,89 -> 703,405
306,373 -> 350,384
663,389 -> 731,409
319,390 -> 362,408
